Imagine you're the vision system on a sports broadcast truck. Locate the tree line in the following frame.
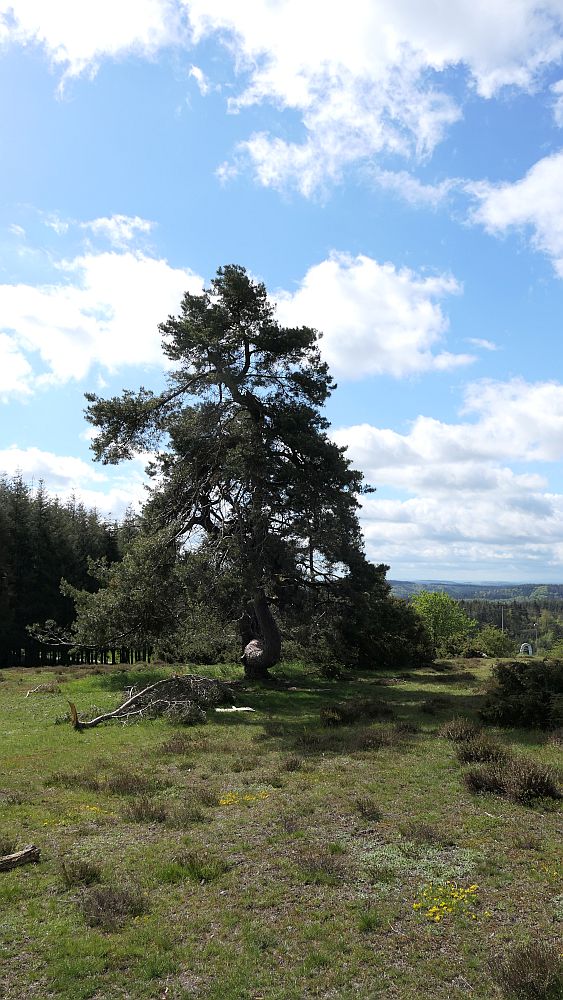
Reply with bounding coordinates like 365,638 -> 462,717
0,475 -> 140,666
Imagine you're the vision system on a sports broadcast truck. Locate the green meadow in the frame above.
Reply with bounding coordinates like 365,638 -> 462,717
0,660 -> 561,999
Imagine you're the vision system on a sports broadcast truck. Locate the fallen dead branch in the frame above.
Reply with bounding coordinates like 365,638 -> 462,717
67,675 -> 234,730
0,845 -> 40,872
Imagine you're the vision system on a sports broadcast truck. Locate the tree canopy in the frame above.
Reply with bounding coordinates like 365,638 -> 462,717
85,265 -> 373,676
411,590 -> 477,656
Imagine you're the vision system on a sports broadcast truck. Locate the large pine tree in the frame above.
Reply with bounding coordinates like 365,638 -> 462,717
85,265 -> 371,677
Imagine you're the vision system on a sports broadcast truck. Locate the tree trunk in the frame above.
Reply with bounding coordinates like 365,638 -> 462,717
240,589 -> 281,679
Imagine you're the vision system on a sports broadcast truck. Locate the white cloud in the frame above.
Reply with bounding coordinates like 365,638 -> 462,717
0,445 -> 104,485
0,0 -> 182,80
275,253 -> 470,378
551,78 -> 563,125
466,337 -> 499,351
44,213 -> 69,235
0,334 -> 34,399
184,1 -> 563,193
469,150 -> 563,275
371,170 -> 456,208
81,215 -> 155,248
8,224 -> 26,238
360,492 -> 563,580
0,250 -> 203,394
4,4 -> 563,191
333,377 -> 563,578
334,378 -> 563,475
0,445 -> 148,517
189,63 -> 212,96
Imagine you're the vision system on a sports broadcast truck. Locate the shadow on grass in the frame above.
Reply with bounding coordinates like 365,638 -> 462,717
204,669 -> 489,759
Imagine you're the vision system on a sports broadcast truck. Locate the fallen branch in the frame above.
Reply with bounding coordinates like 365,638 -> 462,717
0,845 -> 40,872
68,675 -> 234,730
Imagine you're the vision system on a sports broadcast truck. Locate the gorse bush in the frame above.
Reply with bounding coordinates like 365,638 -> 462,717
490,940 -> 563,999
481,659 -> 563,730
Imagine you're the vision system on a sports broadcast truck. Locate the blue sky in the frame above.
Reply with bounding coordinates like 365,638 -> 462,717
2,2 -> 563,582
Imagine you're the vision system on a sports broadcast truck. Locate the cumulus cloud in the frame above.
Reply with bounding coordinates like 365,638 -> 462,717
469,150 -> 563,276
185,1 -> 563,193
0,250 -> 203,394
275,253 -> 470,378
0,445 -> 148,517
0,0 -> 182,81
81,215 -> 155,248
334,378 -> 563,477
360,491 -> 563,579
3,3 -> 563,191
333,377 -> 563,577
0,333 -> 34,399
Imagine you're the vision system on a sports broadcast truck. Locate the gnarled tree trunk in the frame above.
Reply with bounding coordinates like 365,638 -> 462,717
240,589 -> 281,679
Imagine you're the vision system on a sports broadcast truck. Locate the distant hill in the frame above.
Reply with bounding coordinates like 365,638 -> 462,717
389,580 -> 563,601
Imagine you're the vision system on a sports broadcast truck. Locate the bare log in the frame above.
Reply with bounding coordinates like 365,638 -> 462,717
0,845 -> 40,872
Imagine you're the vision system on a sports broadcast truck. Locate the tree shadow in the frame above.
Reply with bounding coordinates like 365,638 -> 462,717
209,670 -> 488,760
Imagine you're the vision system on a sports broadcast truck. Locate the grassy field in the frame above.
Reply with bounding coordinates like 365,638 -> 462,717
0,659 -> 561,999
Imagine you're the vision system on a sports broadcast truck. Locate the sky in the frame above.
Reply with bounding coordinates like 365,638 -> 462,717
1,2 -> 563,583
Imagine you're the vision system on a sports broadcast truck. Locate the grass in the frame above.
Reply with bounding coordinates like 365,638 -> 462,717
0,659 -> 561,999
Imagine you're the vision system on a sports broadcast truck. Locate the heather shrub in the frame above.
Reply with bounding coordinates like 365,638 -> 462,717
123,796 -> 168,824
456,735 -> 511,764
320,699 -> 393,727
438,717 -> 481,742
60,857 -> 103,888
481,659 -> 563,730
464,756 -> 561,804
80,884 -> 146,931
490,940 -> 562,999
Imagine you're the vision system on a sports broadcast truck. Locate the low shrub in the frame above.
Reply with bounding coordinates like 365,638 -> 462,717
159,733 -> 194,754
282,755 -> 303,772
164,702 -> 207,726
421,695 -> 451,715
104,770 -> 160,796
394,720 -> 420,734
175,849 -> 231,883
464,757 -> 561,804
320,699 -> 393,727
399,820 -> 453,847
123,796 -> 168,824
166,801 -> 206,826
490,940 -> 563,999
481,659 -> 563,730
80,884 -> 146,931
296,846 -> 345,885
438,717 -> 481,742
354,794 -> 382,822
45,771 -> 101,792
60,857 -> 103,888
0,834 -> 17,856
456,736 -> 511,764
